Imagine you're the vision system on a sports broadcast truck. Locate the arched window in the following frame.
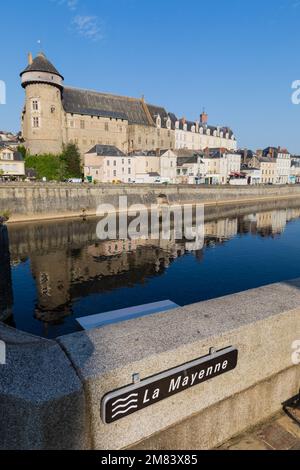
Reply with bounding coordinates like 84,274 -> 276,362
156,115 -> 161,128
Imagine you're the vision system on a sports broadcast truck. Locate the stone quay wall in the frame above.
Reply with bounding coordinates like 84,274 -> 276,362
1,183 -> 300,221
0,279 -> 300,450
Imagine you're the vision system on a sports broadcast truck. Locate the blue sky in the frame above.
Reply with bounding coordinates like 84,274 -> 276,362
1,0 -> 300,152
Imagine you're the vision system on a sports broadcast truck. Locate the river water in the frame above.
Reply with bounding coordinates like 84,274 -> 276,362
2,200 -> 300,338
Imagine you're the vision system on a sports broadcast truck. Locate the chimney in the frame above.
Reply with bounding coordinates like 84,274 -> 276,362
200,111 -> 208,125
28,52 -> 33,65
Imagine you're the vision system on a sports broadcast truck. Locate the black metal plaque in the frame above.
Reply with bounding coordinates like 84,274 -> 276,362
101,346 -> 238,424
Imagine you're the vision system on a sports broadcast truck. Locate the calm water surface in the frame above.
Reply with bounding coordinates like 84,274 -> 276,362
2,202 -> 300,338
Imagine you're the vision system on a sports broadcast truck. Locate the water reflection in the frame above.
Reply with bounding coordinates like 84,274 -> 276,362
3,201 -> 300,338
0,223 -> 13,324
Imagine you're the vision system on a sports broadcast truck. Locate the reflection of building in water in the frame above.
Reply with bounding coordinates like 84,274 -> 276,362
205,218 -> 238,241
256,210 -> 287,236
12,206 -> 300,331
0,224 -> 13,322
30,252 -> 72,325
241,208 -> 300,238
30,236 -> 186,327
286,208 -> 300,223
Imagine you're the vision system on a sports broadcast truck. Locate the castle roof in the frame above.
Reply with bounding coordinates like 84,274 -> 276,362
62,87 -> 153,126
20,53 -> 64,79
86,144 -> 126,157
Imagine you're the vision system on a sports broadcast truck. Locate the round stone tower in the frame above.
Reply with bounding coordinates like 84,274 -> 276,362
20,52 -> 65,155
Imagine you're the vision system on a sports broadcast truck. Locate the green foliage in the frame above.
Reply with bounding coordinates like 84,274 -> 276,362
25,154 -> 65,181
24,144 -> 82,181
0,210 -> 10,221
17,145 -> 27,159
61,143 -> 82,178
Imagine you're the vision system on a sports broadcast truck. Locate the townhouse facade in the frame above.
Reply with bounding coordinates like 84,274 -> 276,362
0,143 -> 25,179
175,112 -> 237,152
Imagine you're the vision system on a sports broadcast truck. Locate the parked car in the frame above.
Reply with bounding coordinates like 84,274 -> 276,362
67,178 -> 83,183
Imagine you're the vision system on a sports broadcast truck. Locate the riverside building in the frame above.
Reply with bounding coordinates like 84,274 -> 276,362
20,52 -> 237,157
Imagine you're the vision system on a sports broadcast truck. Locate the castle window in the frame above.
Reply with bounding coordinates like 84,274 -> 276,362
105,123 -> 109,132
113,170 -> 117,177
32,100 -> 39,111
138,136 -> 142,144
32,117 -> 40,128
80,120 -> 85,130
107,160 -> 110,166
69,120 -> 74,128
114,161 -> 117,166
51,106 -> 56,114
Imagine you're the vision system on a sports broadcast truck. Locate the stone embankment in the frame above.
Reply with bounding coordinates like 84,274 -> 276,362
1,182 -> 300,223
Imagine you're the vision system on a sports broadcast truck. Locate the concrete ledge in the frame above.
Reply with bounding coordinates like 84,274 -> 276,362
58,279 -> 300,450
0,324 -> 90,450
1,279 -> 300,449
130,366 -> 300,450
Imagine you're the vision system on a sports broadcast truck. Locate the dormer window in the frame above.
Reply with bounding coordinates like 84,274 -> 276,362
220,132 -> 224,138
156,115 -> 161,128
207,129 -> 211,136
213,130 -> 217,137
166,117 -> 171,130
175,121 -> 180,129
200,127 -> 204,135
191,125 -> 195,133
226,133 -> 229,139
183,124 -> 187,131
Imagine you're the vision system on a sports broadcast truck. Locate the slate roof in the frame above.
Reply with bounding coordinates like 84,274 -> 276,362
177,156 -> 200,167
20,53 -> 64,79
147,104 -> 173,129
62,87 -> 152,125
87,145 -> 126,157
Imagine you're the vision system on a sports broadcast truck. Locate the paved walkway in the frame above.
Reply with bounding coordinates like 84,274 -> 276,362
219,399 -> 300,450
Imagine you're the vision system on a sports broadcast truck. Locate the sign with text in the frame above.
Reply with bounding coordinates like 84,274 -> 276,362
101,346 -> 238,424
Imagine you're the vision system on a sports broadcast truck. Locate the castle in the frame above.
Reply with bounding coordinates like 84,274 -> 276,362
20,53 -> 237,157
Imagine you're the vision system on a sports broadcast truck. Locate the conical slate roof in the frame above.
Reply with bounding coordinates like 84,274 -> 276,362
20,53 -> 64,79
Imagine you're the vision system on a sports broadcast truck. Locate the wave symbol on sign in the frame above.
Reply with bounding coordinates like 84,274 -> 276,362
111,393 -> 139,419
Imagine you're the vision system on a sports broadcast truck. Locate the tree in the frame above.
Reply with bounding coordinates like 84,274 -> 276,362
17,145 -> 27,159
61,144 -> 82,178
